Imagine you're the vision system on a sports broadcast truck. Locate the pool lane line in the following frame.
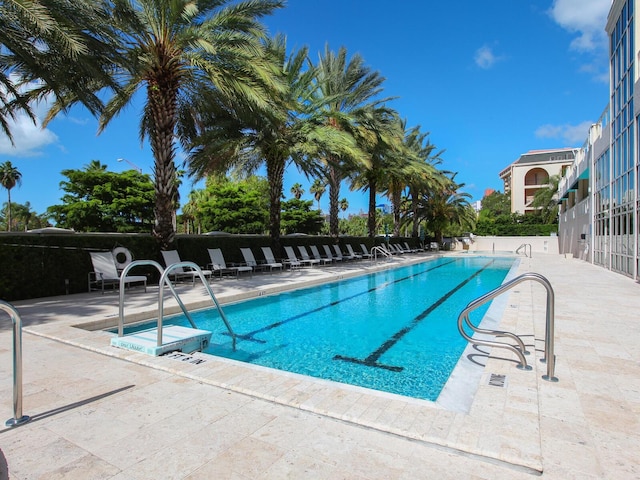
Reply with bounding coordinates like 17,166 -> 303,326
334,259 -> 495,372
223,258 -> 459,343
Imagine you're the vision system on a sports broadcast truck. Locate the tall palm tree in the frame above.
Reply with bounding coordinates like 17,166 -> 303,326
339,197 -> 349,218
348,106 -> 404,237
310,45 -> 388,240
1,0 -> 119,142
309,178 -> 326,211
93,0 -> 283,249
0,161 -> 22,231
290,183 -> 304,199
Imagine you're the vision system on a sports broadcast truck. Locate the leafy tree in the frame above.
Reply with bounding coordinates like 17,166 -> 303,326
47,162 -> 154,232
198,176 -> 269,234
480,191 -> 511,217
0,161 -> 22,231
310,45 -> 386,240
280,198 -> 323,235
185,35 -> 324,252
309,178 -> 326,211
531,175 -> 560,223
0,0 -> 117,143
84,0 -> 283,249
290,183 -> 304,200
0,201 -> 49,231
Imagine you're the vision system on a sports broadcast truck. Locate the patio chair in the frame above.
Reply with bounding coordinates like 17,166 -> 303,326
309,245 -> 332,265
359,244 -> 373,259
207,248 -> 252,279
404,241 -> 423,253
334,244 -> 355,261
88,251 -> 147,294
322,244 -> 342,262
282,246 -> 304,269
161,250 -> 212,285
260,247 -> 284,272
296,246 -> 321,267
240,248 -> 266,274
345,244 -> 362,260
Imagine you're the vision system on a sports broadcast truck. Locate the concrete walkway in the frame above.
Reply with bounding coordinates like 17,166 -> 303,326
0,253 -> 638,479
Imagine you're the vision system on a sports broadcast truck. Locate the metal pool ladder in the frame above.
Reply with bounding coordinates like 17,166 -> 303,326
516,243 -> 532,258
371,246 -> 392,261
457,272 -> 558,381
0,300 -> 30,426
117,260 -> 237,351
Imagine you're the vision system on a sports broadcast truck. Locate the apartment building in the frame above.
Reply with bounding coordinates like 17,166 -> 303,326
558,0 -> 638,279
499,148 -> 575,214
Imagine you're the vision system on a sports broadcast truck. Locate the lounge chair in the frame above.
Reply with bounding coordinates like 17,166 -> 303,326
161,250 -> 212,284
345,244 -> 362,260
296,246 -> 321,266
309,245 -> 332,265
283,246 -> 304,269
239,248 -> 266,273
259,247 -> 284,272
359,244 -> 373,259
322,245 -> 342,262
207,248 -> 252,279
332,244 -> 349,261
335,244 -> 357,261
404,241 -> 422,253
88,251 -> 147,294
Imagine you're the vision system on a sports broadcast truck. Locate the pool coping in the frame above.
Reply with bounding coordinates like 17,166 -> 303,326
18,253 -> 543,474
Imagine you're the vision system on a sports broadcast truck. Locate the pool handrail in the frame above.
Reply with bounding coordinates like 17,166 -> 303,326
0,300 -> 30,427
118,260 -> 237,351
159,262 -> 237,350
118,260 -> 197,337
457,272 -> 558,381
370,245 -> 392,261
515,243 -> 532,258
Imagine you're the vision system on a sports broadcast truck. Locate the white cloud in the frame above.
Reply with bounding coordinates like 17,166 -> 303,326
535,120 -> 593,145
0,80 -> 60,156
474,45 -> 503,69
548,0 -> 611,53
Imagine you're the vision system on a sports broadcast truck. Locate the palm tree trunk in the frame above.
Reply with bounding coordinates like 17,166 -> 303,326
367,177 -> 377,238
328,162 -> 341,240
6,189 -> 11,232
266,157 -> 285,252
392,188 -> 401,237
148,81 -> 178,250
410,188 -> 419,237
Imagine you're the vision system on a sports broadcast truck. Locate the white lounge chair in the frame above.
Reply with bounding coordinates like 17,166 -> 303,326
239,248 -> 266,273
260,247 -> 284,272
335,244 -> 356,260
359,243 -> 373,259
161,250 -> 212,284
207,248 -> 252,279
283,246 -> 304,269
88,251 -> 147,294
296,246 -> 321,266
345,244 -> 362,260
309,245 -> 332,265
322,245 -> 342,262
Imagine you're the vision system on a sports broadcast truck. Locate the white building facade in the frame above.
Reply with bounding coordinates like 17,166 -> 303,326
558,0 -> 638,279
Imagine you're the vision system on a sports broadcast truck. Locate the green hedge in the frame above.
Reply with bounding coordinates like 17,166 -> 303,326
0,233 -> 423,301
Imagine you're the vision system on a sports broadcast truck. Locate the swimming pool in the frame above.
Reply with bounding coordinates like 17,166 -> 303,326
125,256 -> 516,401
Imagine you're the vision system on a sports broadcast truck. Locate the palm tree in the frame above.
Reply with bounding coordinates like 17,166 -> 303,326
339,197 -> 349,218
348,106 -> 405,237
309,178 -> 326,211
0,161 -> 22,231
1,0 -> 119,142
310,45 -> 388,240
290,183 -> 304,199
531,174 -> 561,223
91,0 -> 283,249
415,175 -> 475,244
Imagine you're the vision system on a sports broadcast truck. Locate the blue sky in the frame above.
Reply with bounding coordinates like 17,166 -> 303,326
0,0 -> 612,218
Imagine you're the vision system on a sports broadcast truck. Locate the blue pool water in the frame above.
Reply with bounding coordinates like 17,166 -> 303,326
128,256 -> 515,401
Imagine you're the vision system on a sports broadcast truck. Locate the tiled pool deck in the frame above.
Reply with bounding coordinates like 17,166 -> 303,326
0,252 -> 638,479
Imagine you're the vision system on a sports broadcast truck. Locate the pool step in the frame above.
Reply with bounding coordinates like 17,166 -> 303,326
110,325 -> 212,356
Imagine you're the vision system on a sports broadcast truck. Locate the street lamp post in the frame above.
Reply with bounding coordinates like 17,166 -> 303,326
117,158 -> 143,174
